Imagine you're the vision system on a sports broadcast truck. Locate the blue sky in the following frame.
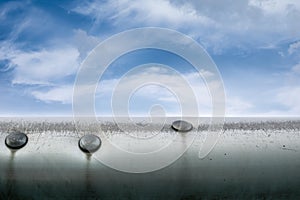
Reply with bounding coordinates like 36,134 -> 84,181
0,0 -> 300,116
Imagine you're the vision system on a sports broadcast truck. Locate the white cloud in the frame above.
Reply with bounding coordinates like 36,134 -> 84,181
0,26 -> 102,108
1,0 -> 298,117
249,0 -> 300,15
118,67 -> 215,115
95,66 -> 253,116
276,86 -> 300,114
72,0 -> 300,53
96,69 -> 209,115
31,85 -> 73,104
157,96 -> 178,103
288,41 -> 300,55
23,64 -> 257,116
73,0 -> 215,28
291,63 -> 300,74
37,65 -> 216,115
0,26 -> 102,85
10,47 -> 79,85
0,1 -> 25,20
226,96 -> 254,116
265,62 -> 300,116
73,29 -> 100,59
0,26 -> 102,86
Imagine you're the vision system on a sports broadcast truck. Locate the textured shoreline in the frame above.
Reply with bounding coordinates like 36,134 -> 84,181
1,119 -> 300,134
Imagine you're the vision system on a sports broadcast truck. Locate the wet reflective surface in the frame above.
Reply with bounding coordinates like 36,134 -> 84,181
78,134 -> 101,153
171,120 -> 193,132
0,117 -> 300,199
5,132 -> 28,150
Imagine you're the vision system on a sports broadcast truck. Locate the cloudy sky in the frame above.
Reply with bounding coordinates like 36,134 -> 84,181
0,0 -> 300,117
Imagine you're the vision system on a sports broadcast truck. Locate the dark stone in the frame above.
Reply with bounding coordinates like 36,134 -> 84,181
78,134 -> 101,153
171,120 -> 193,132
5,132 -> 28,149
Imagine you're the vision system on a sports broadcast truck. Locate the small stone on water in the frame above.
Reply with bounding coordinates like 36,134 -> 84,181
171,120 -> 193,132
5,132 -> 28,149
78,134 -> 101,154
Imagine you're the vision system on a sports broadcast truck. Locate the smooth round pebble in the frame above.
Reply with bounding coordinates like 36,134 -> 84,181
5,132 -> 28,149
171,120 -> 193,132
78,134 -> 101,153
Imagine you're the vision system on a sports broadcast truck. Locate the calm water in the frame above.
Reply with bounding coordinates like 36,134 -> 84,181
0,117 -> 299,199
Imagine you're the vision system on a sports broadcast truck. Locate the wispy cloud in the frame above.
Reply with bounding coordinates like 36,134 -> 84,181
0,27 -> 100,101
276,86 -> 300,114
226,96 -> 254,116
73,0 -> 215,28
5,29 -> 101,86
249,0 -> 300,15
10,47 -> 79,85
31,66 -> 215,115
288,41 -> 300,55
0,0 -> 300,116
72,0 -> 300,53
31,85 -> 74,104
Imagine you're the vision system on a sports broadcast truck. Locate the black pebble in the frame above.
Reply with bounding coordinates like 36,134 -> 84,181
5,132 -> 28,150
171,120 -> 193,132
78,134 -> 101,154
